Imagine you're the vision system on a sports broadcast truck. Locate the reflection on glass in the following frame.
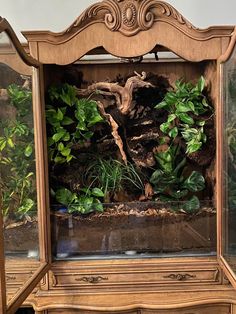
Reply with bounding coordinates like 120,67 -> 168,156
223,45 -> 236,271
0,34 -> 38,260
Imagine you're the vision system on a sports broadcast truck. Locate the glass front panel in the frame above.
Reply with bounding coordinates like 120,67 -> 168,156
0,31 -> 40,301
46,59 -> 217,260
222,44 -> 236,272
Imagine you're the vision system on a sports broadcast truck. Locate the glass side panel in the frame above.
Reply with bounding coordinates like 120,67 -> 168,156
46,60 -> 217,261
51,201 -> 216,260
222,44 -> 236,272
0,31 -> 40,302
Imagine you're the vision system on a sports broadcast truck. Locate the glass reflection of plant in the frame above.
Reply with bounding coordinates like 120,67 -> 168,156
226,71 -> 236,209
0,83 -> 36,222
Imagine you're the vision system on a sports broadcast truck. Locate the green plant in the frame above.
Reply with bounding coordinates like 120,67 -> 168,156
150,140 -> 205,212
84,158 -> 144,201
46,84 -> 104,164
54,187 -> 104,214
155,76 -> 212,154
0,84 -> 36,219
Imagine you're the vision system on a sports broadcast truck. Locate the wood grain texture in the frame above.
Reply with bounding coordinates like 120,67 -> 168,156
23,0 -> 233,64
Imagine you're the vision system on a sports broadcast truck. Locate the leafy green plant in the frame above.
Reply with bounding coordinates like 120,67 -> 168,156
155,76 -> 212,154
54,187 -> 104,214
150,140 -> 205,212
84,158 -> 144,202
46,84 -> 104,164
0,84 -> 36,219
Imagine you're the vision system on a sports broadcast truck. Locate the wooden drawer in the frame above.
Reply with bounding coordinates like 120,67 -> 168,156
142,304 -> 231,314
5,260 -> 40,299
48,310 -> 137,314
49,266 -> 221,290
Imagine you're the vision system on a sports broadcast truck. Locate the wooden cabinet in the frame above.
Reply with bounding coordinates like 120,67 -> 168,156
2,0 -> 236,313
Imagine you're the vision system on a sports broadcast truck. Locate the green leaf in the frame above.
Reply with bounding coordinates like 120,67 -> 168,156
168,127 -> 178,138
91,188 -> 104,197
150,169 -> 164,185
177,113 -> 194,125
58,142 -> 64,151
7,138 -> 14,148
182,171 -> 205,192
167,114 -> 176,123
52,129 -> 66,142
176,101 -> 194,113
160,122 -> 170,134
55,188 -> 76,206
186,142 -> 202,154
18,198 -> 34,213
24,144 -> 33,157
61,147 -> 71,157
57,108 -> 64,121
62,116 -> 74,125
54,156 -> 66,163
183,196 -> 200,213
171,189 -> 188,199
155,101 -> 168,110
197,76 -> 205,93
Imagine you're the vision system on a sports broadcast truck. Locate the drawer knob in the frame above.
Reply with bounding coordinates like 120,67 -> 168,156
75,276 -> 108,284
164,273 -> 196,281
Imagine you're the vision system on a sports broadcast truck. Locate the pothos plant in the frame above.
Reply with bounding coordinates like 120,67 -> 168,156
0,84 -> 36,220
46,84 -> 105,214
151,77 -> 213,212
46,84 -> 104,164
155,76 -> 212,154
150,140 -> 205,212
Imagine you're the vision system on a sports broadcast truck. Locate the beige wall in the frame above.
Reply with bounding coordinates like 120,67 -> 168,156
1,0 -> 236,42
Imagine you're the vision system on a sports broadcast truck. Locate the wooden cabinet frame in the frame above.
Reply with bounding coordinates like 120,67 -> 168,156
1,0 -> 236,312
0,17 -> 50,314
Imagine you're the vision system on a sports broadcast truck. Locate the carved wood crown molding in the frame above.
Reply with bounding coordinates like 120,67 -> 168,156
64,0 -> 197,37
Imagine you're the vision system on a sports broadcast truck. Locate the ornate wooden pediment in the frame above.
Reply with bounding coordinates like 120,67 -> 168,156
65,0 -> 197,37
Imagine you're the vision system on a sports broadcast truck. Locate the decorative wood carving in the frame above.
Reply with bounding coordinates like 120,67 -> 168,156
5,275 -> 16,282
163,273 -> 196,281
65,0 -> 197,37
75,276 -> 109,284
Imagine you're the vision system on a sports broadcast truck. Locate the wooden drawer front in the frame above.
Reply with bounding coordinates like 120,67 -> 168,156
48,310 -> 137,314
49,267 -> 220,289
142,304 -> 231,314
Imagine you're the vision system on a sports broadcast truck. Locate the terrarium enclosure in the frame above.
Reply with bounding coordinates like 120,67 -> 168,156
45,55 -> 217,259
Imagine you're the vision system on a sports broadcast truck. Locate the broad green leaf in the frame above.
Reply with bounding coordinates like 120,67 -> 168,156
168,127 -> 178,138
150,169 -> 164,184
62,116 -> 74,125
186,142 -> 202,154
167,114 -> 176,123
177,113 -> 194,125
183,196 -> 200,213
52,129 -> 66,142
91,187 -> 104,197
160,122 -> 170,134
55,188 -> 76,206
61,147 -> 71,157
57,108 -> 64,121
58,142 -> 64,151
54,156 -> 66,163
182,171 -> 205,192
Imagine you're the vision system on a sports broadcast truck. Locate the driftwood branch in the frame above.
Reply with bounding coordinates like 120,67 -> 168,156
76,71 -> 153,115
96,101 -> 127,164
